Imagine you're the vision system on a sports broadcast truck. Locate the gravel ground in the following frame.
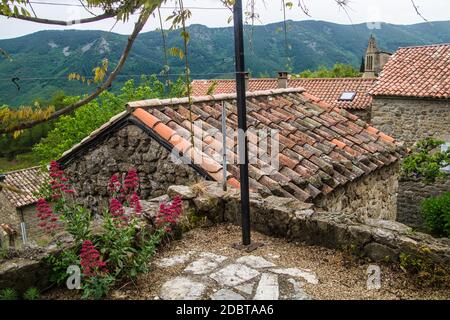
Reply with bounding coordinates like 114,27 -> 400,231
44,224 -> 450,300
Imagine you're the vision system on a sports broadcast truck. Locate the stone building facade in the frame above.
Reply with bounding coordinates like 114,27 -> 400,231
0,167 -> 50,245
315,163 -> 399,220
370,44 -> 450,147
63,125 -> 202,213
371,98 -> 450,147
59,89 -> 405,221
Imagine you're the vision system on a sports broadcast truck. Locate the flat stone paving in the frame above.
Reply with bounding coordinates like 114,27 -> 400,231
155,251 -> 318,300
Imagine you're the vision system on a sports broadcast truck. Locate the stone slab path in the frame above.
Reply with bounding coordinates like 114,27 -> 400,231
155,251 -> 318,300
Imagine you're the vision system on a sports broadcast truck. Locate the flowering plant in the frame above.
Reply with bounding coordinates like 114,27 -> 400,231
42,163 -> 182,299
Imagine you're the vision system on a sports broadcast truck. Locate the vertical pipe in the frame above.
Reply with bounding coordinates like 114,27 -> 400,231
233,0 -> 251,246
222,101 -> 228,192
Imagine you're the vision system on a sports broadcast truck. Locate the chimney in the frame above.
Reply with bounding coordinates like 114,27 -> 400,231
277,71 -> 288,88
244,72 -> 249,92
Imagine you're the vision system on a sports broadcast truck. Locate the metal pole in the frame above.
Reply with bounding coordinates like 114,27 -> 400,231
221,101 -> 228,192
233,0 -> 251,246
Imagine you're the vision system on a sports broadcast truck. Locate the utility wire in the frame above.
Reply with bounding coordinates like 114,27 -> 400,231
27,1 -> 228,10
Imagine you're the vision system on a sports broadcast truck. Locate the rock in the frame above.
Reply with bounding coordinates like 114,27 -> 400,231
210,289 -> 244,300
184,258 -> 220,275
236,255 -> 276,269
199,252 -> 228,263
234,283 -> 254,295
288,278 -> 312,300
167,185 -> 196,200
210,264 -> 260,287
160,277 -> 206,300
155,254 -> 192,268
193,196 -> 219,212
254,273 -> 279,300
364,243 -> 398,262
270,268 -> 319,285
184,252 -> 227,275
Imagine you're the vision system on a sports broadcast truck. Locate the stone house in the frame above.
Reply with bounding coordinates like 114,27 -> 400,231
0,166 -> 49,245
370,44 -> 450,147
370,44 -> 450,229
59,88 -> 404,220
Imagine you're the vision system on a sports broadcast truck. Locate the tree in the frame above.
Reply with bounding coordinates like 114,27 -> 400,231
0,0 -> 429,134
293,63 -> 361,78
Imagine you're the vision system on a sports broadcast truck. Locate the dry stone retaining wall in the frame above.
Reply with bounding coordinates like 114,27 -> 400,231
168,183 -> 450,267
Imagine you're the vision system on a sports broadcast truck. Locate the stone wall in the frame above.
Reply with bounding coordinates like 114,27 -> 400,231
350,108 -> 371,123
314,163 -> 399,221
167,183 -> 450,268
397,177 -> 450,231
0,193 -> 20,231
20,204 -> 48,243
371,97 -> 450,146
63,124 -> 202,213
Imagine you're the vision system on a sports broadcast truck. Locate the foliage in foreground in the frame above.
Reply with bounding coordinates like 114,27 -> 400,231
421,192 -> 450,238
33,76 -> 186,163
401,138 -> 449,183
39,161 -> 182,299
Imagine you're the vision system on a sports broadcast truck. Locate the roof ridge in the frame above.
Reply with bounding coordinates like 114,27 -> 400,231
127,88 -> 305,109
2,165 -> 43,175
398,43 -> 450,50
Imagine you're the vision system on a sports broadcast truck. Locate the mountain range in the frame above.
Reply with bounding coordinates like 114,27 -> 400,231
1,19 -> 450,107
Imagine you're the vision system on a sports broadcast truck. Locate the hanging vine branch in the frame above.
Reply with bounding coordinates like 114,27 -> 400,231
0,8 -> 154,135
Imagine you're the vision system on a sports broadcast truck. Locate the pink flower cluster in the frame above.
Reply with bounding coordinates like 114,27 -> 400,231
107,169 -> 142,224
35,198 -> 59,233
123,168 -> 139,193
80,240 -> 108,277
49,161 -> 75,200
156,196 -> 183,232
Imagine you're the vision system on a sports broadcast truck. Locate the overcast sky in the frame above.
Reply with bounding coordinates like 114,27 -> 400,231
0,0 -> 449,39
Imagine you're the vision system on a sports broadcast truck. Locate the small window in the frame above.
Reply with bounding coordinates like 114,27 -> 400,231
441,142 -> 450,172
339,92 -> 356,101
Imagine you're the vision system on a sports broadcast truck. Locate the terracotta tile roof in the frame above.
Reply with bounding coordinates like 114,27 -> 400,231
1,166 -> 49,208
121,88 -> 403,201
191,78 -> 375,110
370,44 -> 450,99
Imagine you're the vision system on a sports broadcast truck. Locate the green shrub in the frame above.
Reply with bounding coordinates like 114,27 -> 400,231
0,288 -> 18,300
421,192 -> 450,238
401,138 -> 449,183
23,287 -> 40,300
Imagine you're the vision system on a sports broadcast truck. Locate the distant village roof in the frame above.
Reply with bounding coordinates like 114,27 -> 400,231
61,88 -> 404,202
191,78 -> 375,110
0,166 -> 49,208
370,44 -> 450,99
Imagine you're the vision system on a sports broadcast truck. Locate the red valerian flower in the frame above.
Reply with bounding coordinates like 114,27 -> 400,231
35,198 -> 59,233
80,240 -> 108,277
108,174 -> 121,195
123,168 -> 139,194
49,160 -> 75,198
155,196 -> 183,232
129,192 -> 142,215
109,197 -> 128,225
